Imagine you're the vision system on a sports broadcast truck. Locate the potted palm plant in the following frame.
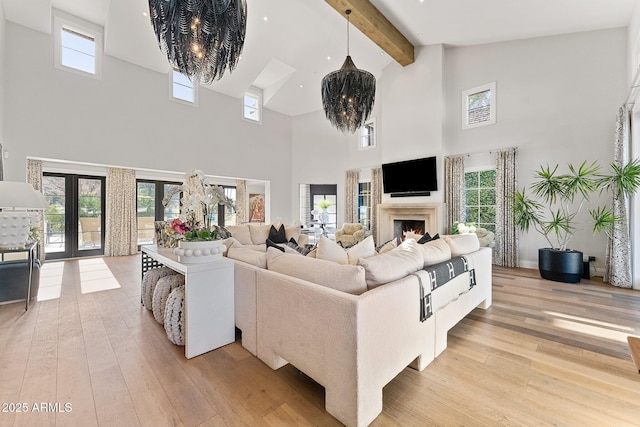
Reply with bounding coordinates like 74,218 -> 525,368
512,159 -> 640,283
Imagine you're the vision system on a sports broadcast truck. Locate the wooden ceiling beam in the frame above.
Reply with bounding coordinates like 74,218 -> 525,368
325,0 -> 415,66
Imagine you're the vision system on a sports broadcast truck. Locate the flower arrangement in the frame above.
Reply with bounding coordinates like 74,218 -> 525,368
318,199 -> 333,209
452,222 -> 477,234
162,170 -> 235,242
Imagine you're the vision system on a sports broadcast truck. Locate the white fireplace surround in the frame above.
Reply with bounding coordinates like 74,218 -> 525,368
377,203 -> 442,244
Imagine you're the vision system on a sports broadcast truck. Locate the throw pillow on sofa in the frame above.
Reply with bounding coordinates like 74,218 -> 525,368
285,238 -> 315,256
419,239 -> 451,267
346,235 -> 376,265
317,235 -> 349,264
357,239 -> 424,289
441,234 -> 480,257
417,232 -> 439,244
268,224 -> 287,244
265,247 -> 368,295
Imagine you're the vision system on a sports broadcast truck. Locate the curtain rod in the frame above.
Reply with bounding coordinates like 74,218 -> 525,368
447,146 -> 518,158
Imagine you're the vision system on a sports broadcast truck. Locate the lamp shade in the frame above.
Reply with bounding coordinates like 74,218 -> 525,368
0,182 -> 48,210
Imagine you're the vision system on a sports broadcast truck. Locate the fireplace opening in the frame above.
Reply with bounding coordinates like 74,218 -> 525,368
393,219 -> 425,241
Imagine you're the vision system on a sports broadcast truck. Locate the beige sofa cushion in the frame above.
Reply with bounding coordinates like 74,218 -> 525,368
227,245 -> 267,268
377,239 -> 397,254
226,225 -> 253,245
284,225 -> 302,242
442,234 -> 480,257
249,224 -> 271,245
266,247 -> 367,295
419,239 -> 452,267
357,239 -> 424,289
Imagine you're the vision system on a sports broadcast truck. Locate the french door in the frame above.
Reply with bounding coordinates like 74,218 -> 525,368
42,173 -> 106,259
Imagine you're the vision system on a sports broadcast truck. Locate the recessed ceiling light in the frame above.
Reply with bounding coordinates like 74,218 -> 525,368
327,56 -> 331,60
263,16 -> 268,21
299,84 -> 304,88
142,11 -> 148,17
418,33 -> 423,37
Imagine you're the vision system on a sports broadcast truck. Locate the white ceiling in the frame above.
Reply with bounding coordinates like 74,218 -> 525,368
2,0 -> 638,117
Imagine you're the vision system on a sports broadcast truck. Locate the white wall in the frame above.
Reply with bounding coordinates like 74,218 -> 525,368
0,4 -> 5,156
2,21 -> 294,222
444,28 -> 628,269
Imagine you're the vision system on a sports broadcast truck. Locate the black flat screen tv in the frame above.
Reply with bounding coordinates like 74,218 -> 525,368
382,156 -> 437,197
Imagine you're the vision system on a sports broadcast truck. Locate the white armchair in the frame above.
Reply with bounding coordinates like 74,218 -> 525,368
334,223 -> 366,247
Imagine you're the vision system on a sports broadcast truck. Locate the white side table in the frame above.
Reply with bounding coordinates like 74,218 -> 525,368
141,245 -> 235,359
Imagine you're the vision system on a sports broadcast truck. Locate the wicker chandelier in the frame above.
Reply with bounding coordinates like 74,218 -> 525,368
321,10 -> 376,134
148,0 -> 247,84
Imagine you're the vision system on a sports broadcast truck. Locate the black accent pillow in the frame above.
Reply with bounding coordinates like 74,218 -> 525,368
417,232 -> 439,244
268,224 -> 287,243
266,238 -> 285,252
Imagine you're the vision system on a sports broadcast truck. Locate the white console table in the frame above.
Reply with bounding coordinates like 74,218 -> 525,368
141,245 -> 235,359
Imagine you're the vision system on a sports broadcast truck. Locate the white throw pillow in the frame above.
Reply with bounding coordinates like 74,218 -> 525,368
284,224 -> 302,242
357,239 -> 424,289
404,231 -> 423,242
346,235 -> 376,265
419,239 -> 452,267
265,247 -> 368,295
316,235 -> 349,264
225,225 -> 253,245
441,234 -> 480,257
377,239 -> 397,254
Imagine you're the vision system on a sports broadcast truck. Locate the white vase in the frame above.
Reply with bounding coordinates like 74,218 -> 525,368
173,239 -> 225,263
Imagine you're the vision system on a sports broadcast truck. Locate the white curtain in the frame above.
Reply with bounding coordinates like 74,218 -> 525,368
495,148 -> 518,267
604,107 -> 632,287
104,168 -> 138,256
371,167 -> 383,245
345,169 -> 359,224
235,179 -> 248,224
26,159 -> 45,263
444,156 -> 466,234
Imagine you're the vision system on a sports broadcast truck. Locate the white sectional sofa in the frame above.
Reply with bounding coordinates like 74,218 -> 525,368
224,234 -> 492,427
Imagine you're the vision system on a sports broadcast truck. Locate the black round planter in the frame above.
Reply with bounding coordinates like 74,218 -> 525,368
538,248 -> 583,284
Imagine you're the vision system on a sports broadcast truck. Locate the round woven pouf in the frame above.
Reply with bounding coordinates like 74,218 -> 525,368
164,285 -> 186,346
141,267 -> 178,310
152,274 -> 185,324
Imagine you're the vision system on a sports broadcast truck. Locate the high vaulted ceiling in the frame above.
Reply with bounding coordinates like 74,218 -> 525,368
2,0 -> 637,117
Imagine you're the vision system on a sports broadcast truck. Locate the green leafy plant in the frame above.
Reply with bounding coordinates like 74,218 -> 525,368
512,159 -> 640,251
318,199 -> 333,209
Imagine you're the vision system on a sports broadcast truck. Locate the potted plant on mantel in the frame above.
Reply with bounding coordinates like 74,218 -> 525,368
512,159 -> 640,283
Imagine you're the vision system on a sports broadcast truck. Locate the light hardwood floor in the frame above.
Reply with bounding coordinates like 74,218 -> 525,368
1,256 -> 639,426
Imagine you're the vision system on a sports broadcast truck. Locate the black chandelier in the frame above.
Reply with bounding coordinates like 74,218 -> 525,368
148,0 -> 247,84
321,10 -> 376,134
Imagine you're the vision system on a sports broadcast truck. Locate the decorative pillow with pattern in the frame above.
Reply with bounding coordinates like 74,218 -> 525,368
285,238 -> 315,256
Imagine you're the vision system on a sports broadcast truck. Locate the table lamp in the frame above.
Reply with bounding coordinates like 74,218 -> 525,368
0,181 -> 48,249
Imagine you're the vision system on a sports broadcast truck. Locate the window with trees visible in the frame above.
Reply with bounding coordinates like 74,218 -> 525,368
462,82 -> 496,129
136,180 -> 181,246
465,169 -> 496,232
358,182 -> 371,230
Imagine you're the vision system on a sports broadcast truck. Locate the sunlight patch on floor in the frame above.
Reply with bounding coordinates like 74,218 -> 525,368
79,258 -> 121,294
544,310 -> 635,343
38,262 -> 63,301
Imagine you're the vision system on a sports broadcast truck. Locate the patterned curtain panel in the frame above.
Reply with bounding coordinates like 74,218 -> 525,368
371,167 -> 383,245
26,159 -> 45,263
104,168 -> 138,256
235,179 -> 248,224
604,107 -> 632,288
344,169 -> 359,223
444,156 -> 466,234
300,184 -> 310,226
0,143 -> 4,180
495,148 -> 518,267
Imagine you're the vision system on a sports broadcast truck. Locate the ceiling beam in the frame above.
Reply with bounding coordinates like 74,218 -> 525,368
325,0 -> 415,66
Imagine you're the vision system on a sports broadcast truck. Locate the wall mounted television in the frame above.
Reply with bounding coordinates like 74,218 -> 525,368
382,156 -> 437,197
